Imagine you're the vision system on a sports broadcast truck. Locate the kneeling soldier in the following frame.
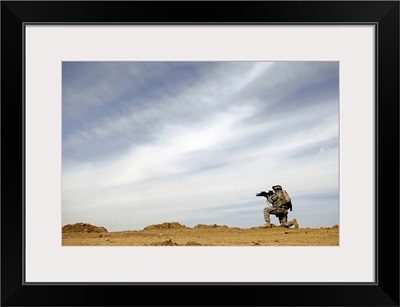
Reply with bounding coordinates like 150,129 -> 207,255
263,185 -> 298,228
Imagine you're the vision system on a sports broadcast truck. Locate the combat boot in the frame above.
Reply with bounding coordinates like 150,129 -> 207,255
291,219 -> 299,229
261,222 -> 271,228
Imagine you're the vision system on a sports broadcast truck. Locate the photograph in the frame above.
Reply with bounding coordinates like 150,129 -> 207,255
1,0 -> 399,306
61,61 -> 340,246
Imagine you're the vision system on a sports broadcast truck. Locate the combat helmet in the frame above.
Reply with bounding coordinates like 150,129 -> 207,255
272,185 -> 282,190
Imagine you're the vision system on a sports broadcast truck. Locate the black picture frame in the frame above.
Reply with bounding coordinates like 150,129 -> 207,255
1,1 -> 399,306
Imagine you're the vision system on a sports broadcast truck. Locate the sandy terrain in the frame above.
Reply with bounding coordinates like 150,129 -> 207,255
62,222 -> 339,246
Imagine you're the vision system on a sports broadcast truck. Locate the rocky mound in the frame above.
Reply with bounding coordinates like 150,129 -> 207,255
143,222 -> 189,230
62,222 -> 108,233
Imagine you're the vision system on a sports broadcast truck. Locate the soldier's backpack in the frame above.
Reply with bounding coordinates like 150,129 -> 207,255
281,190 -> 292,211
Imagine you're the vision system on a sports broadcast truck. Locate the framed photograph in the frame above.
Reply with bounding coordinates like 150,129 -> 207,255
1,1 -> 399,306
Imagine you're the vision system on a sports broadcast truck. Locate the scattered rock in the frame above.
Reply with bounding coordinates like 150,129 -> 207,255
148,239 -> 178,246
257,223 -> 278,228
186,241 -> 202,246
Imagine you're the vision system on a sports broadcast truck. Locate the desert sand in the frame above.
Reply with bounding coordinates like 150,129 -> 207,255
62,222 -> 339,246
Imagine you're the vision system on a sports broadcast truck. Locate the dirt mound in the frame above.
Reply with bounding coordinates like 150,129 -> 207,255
194,223 -> 229,229
143,222 -> 188,230
62,222 -> 108,233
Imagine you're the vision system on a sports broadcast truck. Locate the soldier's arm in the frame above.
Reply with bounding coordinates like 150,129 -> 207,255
268,194 -> 279,203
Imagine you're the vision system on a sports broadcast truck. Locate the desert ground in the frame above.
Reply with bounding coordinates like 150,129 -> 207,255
62,222 -> 339,246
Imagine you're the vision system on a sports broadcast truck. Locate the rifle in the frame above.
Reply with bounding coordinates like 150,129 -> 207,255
255,190 -> 274,198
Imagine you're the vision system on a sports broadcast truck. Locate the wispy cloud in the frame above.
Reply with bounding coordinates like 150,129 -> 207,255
62,61 -> 339,231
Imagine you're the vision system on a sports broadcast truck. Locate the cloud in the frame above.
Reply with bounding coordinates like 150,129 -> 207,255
62,61 -> 339,231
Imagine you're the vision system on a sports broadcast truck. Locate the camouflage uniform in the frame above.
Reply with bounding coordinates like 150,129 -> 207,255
263,185 -> 297,228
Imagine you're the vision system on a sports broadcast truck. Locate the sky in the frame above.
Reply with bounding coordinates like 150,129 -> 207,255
62,61 -> 339,232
